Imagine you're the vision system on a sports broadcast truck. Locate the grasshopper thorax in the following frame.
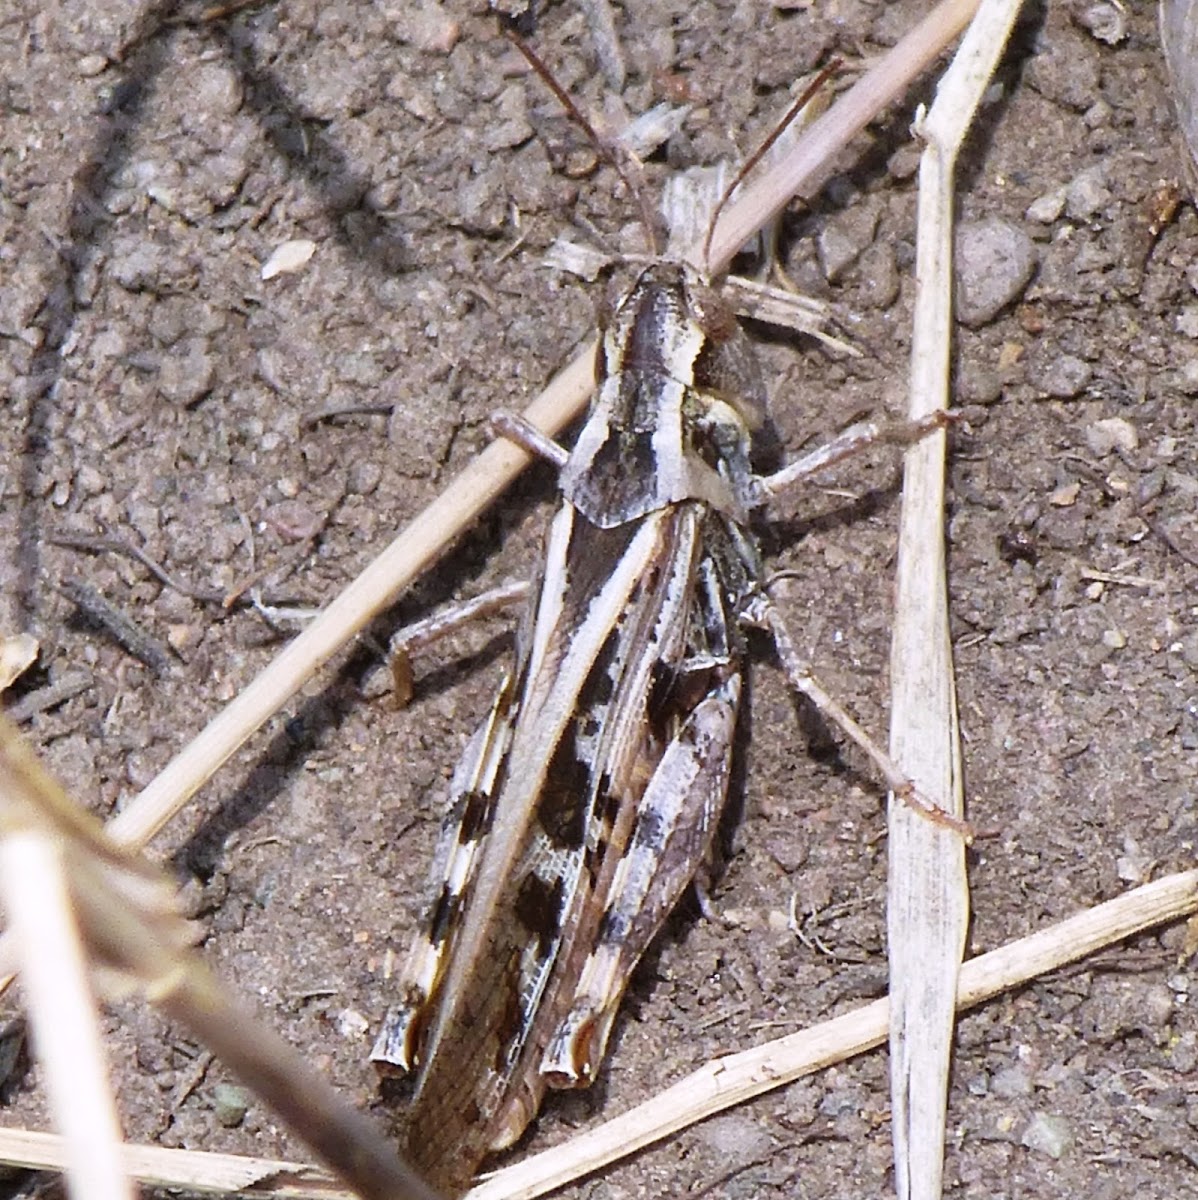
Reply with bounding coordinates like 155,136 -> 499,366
558,262 -> 768,529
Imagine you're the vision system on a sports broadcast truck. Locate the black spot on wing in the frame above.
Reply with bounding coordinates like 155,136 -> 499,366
457,788 -> 492,845
597,906 -> 629,944
428,884 -> 462,948
631,804 -> 667,853
536,731 -> 589,850
513,871 -> 566,959
493,956 -> 526,1076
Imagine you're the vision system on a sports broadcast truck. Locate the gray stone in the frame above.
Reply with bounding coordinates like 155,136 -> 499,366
1031,353 -> 1091,399
955,218 -> 1037,327
1065,166 -> 1112,221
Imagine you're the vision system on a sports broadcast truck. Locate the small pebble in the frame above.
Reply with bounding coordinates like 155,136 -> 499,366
1049,481 -> 1081,507
855,241 -> 900,308
483,84 -> 533,151
348,460 -> 382,495
1178,358 -> 1198,394
887,142 -> 921,181
957,363 -> 1004,405
392,2 -> 461,54
1085,416 -> 1138,455
817,203 -> 881,282
1083,98 -> 1112,130
211,1083 -> 250,1128
335,1008 -> 371,1040
1075,1 -> 1128,44
1117,836 -> 1151,883
261,500 -> 323,543
1032,353 -> 1091,399
1026,187 -> 1067,224
261,239 -> 316,281
954,218 -> 1037,327
696,1114 -> 775,1163
78,54 -> 108,77
1177,306 -> 1198,338
991,1065 -> 1034,1098
1026,28 -> 1100,111
166,623 -> 201,654
188,61 -> 243,120
158,338 -> 215,406
1065,166 -> 1112,221
1021,1111 -> 1074,1159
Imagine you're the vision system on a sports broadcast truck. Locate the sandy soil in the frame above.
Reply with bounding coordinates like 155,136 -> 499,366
2,1 -> 1198,1197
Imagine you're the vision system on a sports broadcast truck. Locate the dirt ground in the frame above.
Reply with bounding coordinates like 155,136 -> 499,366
3,0 -> 1198,1197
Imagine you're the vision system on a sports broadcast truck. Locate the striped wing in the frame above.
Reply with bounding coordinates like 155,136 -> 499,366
402,500 -> 752,1195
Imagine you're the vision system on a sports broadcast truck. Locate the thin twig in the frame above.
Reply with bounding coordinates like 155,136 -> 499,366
59,579 -> 172,676
4,671 -> 95,723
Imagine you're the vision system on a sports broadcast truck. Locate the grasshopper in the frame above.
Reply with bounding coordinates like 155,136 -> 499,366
369,42 -> 953,1198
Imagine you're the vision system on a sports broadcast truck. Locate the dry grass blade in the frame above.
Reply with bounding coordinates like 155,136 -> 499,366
886,3 -> 1025,1199
0,832 -> 131,1200
5,870 -> 1195,1200
1160,0 -> 1198,184
0,716 -> 440,1200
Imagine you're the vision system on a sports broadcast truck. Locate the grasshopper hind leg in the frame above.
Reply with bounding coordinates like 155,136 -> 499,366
540,672 -> 741,1087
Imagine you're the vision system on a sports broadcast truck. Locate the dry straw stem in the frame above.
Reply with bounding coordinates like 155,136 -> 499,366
94,0 -> 982,862
886,3 -> 1025,1200
0,1130 -> 343,1200
4,869 -> 1195,1200
0,717 -> 439,1200
0,832 -> 131,1200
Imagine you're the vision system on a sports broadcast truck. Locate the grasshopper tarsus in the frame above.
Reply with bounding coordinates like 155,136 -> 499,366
385,579 -> 531,709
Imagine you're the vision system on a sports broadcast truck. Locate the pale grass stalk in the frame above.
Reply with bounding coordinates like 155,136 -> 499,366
0,1130 -> 341,1200
93,0 -> 985,864
0,831 -> 132,1200
5,870 -> 1195,1200
886,3 -> 1025,1200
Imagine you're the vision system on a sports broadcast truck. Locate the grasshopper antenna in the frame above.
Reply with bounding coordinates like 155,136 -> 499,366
701,60 -> 841,275
499,22 -> 664,257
